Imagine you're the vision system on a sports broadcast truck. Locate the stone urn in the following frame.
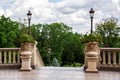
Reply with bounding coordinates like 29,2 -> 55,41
84,42 -> 100,73
20,42 -> 34,71
84,42 -> 100,57
21,43 -> 34,51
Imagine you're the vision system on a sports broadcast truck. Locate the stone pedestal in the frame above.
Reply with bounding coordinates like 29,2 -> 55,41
85,56 -> 98,73
84,42 -> 100,73
20,51 -> 32,71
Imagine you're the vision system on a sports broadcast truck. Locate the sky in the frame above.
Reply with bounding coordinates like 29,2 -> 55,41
0,0 -> 120,34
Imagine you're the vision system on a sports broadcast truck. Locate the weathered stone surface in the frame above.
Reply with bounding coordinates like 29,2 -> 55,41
0,67 -> 119,80
20,51 -> 32,71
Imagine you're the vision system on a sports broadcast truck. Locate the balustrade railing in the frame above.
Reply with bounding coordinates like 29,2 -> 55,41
99,48 -> 120,70
0,48 -> 21,64
0,46 -> 44,69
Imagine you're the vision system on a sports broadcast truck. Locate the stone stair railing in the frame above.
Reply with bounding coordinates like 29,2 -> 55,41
99,48 -> 120,70
36,48 -> 44,66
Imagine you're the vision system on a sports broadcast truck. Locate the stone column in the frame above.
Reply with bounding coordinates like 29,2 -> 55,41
20,51 -> 32,71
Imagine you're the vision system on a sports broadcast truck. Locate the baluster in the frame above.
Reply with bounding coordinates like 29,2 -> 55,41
8,51 -> 11,63
4,51 -> 7,64
107,51 -> 111,66
13,51 -> 16,63
102,51 -> 106,66
0,51 -> 2,64
17,50 -> 20,63
97,54 -> 101,67
113,51 -> 117,66
118,52 -> 120,66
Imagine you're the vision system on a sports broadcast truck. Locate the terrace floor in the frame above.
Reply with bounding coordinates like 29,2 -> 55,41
0,67 -> 120,80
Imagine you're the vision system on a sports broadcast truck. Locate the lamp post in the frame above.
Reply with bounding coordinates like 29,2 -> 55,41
27,11 -> 32,35
48,48 -> 51,65
89,8 -> 95,34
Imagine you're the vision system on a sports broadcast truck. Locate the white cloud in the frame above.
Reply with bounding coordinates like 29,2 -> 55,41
0,7 -> 4,15
1,0 -> 120,34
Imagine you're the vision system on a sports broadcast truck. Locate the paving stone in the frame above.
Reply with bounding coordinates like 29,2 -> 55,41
0,67 -> 119,80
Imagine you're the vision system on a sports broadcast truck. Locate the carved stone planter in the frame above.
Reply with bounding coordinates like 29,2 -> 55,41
84,42 -> 100,73
84,42 -> 99,53
21,43 -> 34,51
20,42 -> 34,71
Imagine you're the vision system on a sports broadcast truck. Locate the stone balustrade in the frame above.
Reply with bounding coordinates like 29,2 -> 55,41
0,46 -> 44,70
99,48 -> 120,70
0,48 -> 21,64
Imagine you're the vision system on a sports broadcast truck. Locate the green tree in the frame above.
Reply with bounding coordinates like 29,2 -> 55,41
95,17 -> 120,47
47,23 -> 72,64
62,32 -> 84,65
31,23 -> 84,66
0,15 -> 20,47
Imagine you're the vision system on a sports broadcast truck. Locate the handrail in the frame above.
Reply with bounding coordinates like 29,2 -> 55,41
100,48 -> 120,51
0,48 -> 21,51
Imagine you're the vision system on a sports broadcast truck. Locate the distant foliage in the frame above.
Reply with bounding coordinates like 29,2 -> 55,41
70,62 -> 83,67
95,17 -> 120,47
31,23 -> 84,66
63,62 -> 83,67
0,15 -> 20,47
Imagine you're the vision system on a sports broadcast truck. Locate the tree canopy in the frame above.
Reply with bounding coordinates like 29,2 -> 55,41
0,15 -> 20,47
95,17 -> 120,47
31,23 -> 84,66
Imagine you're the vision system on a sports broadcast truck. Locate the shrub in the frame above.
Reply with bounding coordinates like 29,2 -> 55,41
82,33 -> 102,44
19,34 -> 35,43
71,62 -> 83,67
63,62 -> 83,67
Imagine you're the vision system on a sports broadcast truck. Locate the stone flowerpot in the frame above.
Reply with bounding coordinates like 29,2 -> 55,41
21,43 -> 34,51
20,42 -> 34,71
84,42 -> 99,54
84,42 -> 100,73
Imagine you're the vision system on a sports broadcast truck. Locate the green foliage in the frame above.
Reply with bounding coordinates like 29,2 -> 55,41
0,15 -> 20,47
70,62 -> 83,67
95,17 -> 120,47
82,33 -> 102,44
63,62 -> 83,67
31,23 -> 84,66
62,32 -> 84,65
19,34 -> 35,43
31,23 -> 66,64
0,15 -> 85,66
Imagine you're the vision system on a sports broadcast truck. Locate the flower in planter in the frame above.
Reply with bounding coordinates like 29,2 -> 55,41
82,33 -> 102,44
20,33 -> 35,43
82,33 -> 102,54
19,34 -> 35,51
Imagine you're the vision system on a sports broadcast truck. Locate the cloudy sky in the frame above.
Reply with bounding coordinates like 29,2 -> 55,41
0,0 -> 120,34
